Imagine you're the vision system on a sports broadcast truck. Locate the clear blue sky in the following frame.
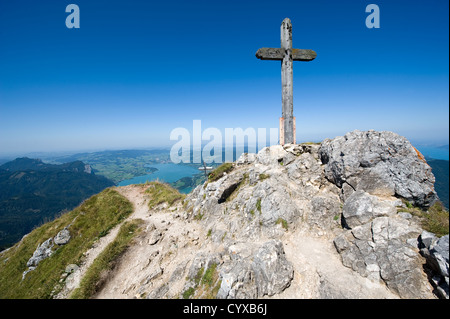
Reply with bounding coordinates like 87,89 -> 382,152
0,0 -> 448,156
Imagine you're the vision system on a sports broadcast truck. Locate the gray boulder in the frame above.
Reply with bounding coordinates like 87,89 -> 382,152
251,240 -> 294,297
215,240 -> 293,299
23,237 -> 55,280
236,153 -> 257,166
342,190 -> 400,228
420,233 -> 449,299
148,229 -> 162,245
65,264 -> 79,274
54,228 -> 71,245
319,130 -> 437,208
334,216 -> 434,298
23,227 -> 71,280
26,238 -> 54,267
419,231 -> 438,250
309,194 -> 342,230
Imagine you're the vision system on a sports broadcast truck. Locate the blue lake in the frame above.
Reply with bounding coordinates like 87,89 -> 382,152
118,163 -> 200,193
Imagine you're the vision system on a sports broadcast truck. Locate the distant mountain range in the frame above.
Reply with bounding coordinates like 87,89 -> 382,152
0,158 -> 114,250
47,149 -> 172,184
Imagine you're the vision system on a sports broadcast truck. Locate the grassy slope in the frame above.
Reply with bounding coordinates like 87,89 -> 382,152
0,164 -> 115,250
146,181 -> 185,209
70,218 -> 144,299
0,188 -> 133,299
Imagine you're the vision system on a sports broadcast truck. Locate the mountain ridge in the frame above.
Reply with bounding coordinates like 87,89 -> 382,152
0,130 -> 448,299
0,158 -> 115,250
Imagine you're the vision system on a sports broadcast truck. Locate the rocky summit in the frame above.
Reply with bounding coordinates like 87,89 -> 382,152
1,130 -> 448,299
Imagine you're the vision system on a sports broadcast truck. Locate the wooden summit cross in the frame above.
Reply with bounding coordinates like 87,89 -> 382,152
256,18 -> 316,145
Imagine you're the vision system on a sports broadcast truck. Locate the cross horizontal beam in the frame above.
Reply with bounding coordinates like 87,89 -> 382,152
255,48 -> 317,61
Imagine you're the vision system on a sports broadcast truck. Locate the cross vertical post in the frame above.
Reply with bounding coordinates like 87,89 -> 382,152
281,18 -> 294,144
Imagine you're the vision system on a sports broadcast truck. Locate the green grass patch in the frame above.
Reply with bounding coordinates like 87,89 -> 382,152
0,188 -> 133,299
182,287 -> 196,299
276,218 -> 288,231
208,163 -> 234,182
193,212 -> 204,221
70,218 -> 144,299
421,201 -> 449,237
398,200 -> 449,237
259,173 -> 270,181
194,267 -> 204,285
201,263 -> 217,287
146,181 -> 185,209
182,263 -> 221,299
256,199 -> 262,213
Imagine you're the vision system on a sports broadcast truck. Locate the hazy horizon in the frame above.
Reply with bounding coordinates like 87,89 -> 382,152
0,138 -> 448,162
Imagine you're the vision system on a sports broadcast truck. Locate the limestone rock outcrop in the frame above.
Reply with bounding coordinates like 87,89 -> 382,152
319,130 -> 438,208
173,130 -> 442,299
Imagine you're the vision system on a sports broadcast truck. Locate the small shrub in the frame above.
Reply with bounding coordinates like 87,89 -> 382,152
259,174 -> 270,181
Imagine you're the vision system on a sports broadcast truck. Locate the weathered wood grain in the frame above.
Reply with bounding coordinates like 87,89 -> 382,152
255,48 -> 317,61
281,18 -> 294,144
